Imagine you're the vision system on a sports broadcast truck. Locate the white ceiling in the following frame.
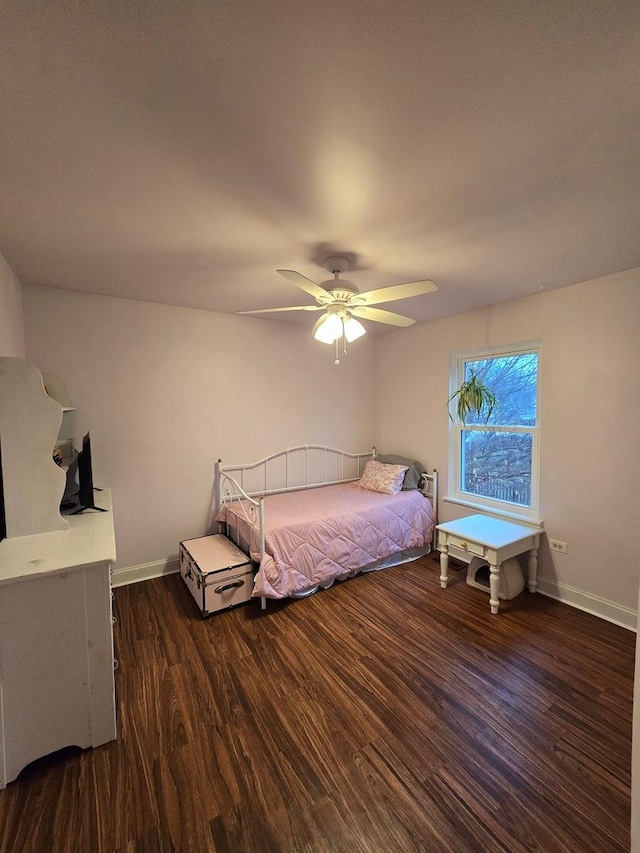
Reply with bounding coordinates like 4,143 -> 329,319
1,1 -> 639,333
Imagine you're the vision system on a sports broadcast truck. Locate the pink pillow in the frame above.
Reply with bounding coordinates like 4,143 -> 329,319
359,460 -> 408,495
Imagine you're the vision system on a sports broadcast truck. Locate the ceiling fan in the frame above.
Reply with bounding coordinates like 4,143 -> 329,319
238,256 -> 437,362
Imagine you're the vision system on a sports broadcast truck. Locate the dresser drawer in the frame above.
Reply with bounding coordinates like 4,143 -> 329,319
446,533 -> 487,559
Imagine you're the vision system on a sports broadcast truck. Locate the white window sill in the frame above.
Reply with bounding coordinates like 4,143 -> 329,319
443,495 -> 544,530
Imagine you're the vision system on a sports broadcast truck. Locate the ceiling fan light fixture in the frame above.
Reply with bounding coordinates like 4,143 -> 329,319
343,315 -> 366,342
250,259 -> 436,360
313,312 -> 343,344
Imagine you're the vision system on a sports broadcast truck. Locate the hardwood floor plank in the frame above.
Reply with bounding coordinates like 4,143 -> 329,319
360,737 -> 503,852
0,553 -> 634,852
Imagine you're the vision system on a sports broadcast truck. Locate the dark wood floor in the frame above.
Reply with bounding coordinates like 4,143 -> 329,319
0,553 -> 635,852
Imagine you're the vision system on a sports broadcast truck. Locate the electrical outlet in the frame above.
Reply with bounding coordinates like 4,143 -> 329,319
549,539 -> 568,554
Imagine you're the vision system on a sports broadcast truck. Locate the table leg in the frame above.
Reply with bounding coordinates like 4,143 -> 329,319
489,561 -> 500,614
439,543 -> 449,589
528,546 -> 538,594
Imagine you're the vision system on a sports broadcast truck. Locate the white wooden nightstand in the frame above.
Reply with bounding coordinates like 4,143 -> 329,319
436,514 -> 540,614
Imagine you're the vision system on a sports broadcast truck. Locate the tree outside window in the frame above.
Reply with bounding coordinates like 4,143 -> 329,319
449,342 -> 541,519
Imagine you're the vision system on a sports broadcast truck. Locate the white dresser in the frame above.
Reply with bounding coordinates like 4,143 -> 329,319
0,488 -> 117,789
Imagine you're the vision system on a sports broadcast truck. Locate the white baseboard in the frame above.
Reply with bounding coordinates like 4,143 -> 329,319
111,557 -> 179,588
535,576 -> 637,632
112,557 -> 637,632
442,550 -> 636,631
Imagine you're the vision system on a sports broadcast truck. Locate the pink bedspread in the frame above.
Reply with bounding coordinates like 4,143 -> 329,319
215,482 -> 436,599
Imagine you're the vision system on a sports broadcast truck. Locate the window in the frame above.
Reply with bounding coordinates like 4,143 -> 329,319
448,341 -> 541,522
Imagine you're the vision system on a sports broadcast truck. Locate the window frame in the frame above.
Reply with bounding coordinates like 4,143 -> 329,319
446,340 -> 542,525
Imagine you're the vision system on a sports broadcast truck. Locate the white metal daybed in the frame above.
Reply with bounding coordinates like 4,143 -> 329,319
213,445 -> 438,609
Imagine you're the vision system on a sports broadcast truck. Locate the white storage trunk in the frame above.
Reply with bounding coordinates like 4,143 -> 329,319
180,534 -> 253,616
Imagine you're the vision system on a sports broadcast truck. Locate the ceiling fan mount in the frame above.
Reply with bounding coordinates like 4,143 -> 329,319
237,252 -> 438,362
323,255 -> 350,275
318,256 -> 360,301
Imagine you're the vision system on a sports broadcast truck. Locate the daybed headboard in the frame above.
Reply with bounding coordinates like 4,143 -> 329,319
215,445 -> 375,506
214,445 -> 438,547
214,446 -> 377,558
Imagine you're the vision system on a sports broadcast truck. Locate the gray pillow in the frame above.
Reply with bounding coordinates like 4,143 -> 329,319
375,454 -> 426,490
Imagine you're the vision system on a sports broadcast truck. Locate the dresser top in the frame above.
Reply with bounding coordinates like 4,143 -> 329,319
0,488 -> 116,585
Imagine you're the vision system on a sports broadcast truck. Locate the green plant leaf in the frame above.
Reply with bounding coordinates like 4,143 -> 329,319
447,373 -> 498,425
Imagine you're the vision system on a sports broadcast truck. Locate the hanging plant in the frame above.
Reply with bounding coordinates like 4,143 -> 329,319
447,373 -> 498,425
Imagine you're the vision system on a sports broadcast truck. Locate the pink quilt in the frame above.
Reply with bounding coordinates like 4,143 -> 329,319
215,482 -> 436,599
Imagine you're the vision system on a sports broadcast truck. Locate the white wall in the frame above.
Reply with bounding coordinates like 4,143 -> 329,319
23,284 -> 375,572
0,253 -> 24,357
374,268 -> 640,626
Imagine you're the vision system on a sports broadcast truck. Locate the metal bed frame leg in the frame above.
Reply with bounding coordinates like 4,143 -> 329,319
260,596 -> 266,610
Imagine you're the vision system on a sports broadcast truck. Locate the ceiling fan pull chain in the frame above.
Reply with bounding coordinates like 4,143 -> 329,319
334,338 -> 340,365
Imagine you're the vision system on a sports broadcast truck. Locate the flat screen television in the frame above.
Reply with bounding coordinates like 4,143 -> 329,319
72,432 -> 106,514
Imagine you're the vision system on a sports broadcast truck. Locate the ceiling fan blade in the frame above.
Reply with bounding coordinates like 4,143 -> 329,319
238,305 -> 323,315
350,306 -> 416,327
277,269 -> 332,301
357,279 -> 437,306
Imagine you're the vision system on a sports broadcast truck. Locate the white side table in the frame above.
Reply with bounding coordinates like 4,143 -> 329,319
436,514 -> 540,614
